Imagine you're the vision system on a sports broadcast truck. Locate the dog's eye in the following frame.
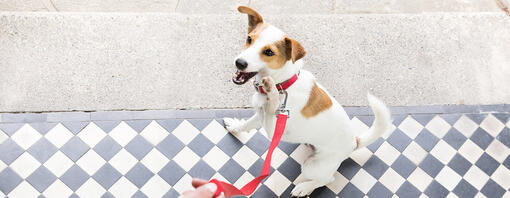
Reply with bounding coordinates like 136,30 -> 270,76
263,49 -> 274,56
247,36 -> 252,44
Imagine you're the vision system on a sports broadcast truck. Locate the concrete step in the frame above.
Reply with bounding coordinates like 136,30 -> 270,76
0,12 -> 509,112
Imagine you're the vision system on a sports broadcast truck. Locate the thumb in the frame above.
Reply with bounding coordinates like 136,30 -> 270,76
196,183 -> 217,197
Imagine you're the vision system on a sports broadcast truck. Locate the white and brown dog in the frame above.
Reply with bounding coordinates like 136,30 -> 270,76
224,6 -> 392,197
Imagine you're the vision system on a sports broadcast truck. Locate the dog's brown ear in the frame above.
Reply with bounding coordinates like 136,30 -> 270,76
238,6 -> 263,33
285,37 -> 306,63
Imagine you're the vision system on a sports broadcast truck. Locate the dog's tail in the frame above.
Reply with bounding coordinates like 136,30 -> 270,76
355,93 -> 392,149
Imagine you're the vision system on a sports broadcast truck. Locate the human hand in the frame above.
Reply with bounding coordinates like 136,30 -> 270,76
178,178 -> 225,198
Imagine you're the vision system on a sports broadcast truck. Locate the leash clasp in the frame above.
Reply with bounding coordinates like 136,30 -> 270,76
276,89 -> 290,118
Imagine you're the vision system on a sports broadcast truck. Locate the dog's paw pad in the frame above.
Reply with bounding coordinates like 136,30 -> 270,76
223,117 -> 245,133
291,182 -> 317,197
261,76 -> 274,93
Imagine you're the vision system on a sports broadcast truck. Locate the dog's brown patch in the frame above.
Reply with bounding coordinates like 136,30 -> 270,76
284,37 -> 306,63
245,24 -> 268,49
238,6 -> 264,33
301,83 -> 332,118
262,77 -> 273,93
259,39 -> 291,69
355,136 -> 360,149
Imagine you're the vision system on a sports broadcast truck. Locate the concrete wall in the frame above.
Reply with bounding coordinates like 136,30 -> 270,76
0,0 -> 506,13
0,13 -> 509,112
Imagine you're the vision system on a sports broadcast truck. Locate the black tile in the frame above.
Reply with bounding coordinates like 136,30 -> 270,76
93,121 -> 120,133
277,158 -> 301,181
386,129 -> 412,152
447,153 -> 471,176
188,119 -> 213,131
158,161 -> 186,186
0,123 -> 24,136
163,189 -> 180,198
440,114 -> 462,125
125,135 -> 153,160
132,191 -> 149,198
1,113 -> 47,123
157,119 -> 184,133
337,158 -> 361,180
480,179 -> 505,198
453,179 -> 478,198
424,180 -> 449,198
0,139 -> 25,165
492,113 -> 509,124
61,121 -> 89,135
101,192 -> 114,198
93,136 -> 122,161
251,185 -> 277,198
156,134 -> 185,159
356,116 -> 375,126
470,128 -> 494,149
362,155 -> 389,179
26,166 -> 57,193
125,120 -> 152,132
187,134 -> 215,157
309,186 -> 336,198
496,127 -> 510,148
92,163 -> 122,189
391,155 -> 416,178
248,158 -> 274,177
419,154 -> 444,178
279,184 -> 295,198
475,153 -> 499,175
414,129 -> 440,152
60,136 -> 90,162
125,163 -> 154,188
0,168 -> 23,194
188,160 -> 216,180
338,183 -> 364,198
29,122 -> 58,135
503,155 -> 510,170
443,128 -> 468,150
218,159 -> 245,183
396,181 -> 421,198
392,115 -> 407,126
366,137 -> 384,153
411,114 -> 434,126
60,165 -> 89,191
465,114 -> 487,124
216,134 -> 244,157
277,141 -> 299,155
245,132 -> 270,156
366,182 -> 392,198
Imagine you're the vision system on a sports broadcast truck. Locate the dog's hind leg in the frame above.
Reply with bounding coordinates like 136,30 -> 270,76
291,147 -> 347,197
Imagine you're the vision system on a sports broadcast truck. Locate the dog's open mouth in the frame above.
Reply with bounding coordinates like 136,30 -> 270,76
232,70 -> 258,85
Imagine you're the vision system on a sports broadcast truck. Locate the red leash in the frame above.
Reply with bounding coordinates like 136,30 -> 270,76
209,113 -> 289,197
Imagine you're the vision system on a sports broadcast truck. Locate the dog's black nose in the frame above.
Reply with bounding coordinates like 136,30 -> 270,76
235,58 -> 248,70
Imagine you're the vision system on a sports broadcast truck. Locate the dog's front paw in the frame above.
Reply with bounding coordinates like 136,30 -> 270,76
223,117 -> 246,133
291,181 -> 317,197
261,76 -> 276,94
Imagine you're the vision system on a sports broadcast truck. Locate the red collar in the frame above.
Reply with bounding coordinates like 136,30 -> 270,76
254,73 -> 298,94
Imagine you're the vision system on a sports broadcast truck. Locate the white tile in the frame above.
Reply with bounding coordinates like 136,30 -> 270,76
379,168 -> 405,193
75,178 -> 106,198
108,149 -> 138,175
351,117 -> 369,132
140,175 -> 171,198
8,181 -> 39,198
202,146 -> 230,171
0,160 -> 5,173
491,166 -> 510,190
402,141 -> 428,165
108,177 -> 138,198
0,129 -> 8,144
350,169 -> 377,194
76,150 -> 106,175
480,114 -> 505,137
475,192 -> 488,198
11,124 -> 42,149
430,140 -> 457,164
172,173 -> 193,193
173,147 -> 200,172
349,147 -> 372,166
458,139 -> 484,164
43,151 -> 74,177
398,116 -> 424,139
141,148 -> 169,173
374,141 -> 401,165
171,120 -> 199,144
43,179 -> 73,198
77,122 -> 107,148
261,147 -> 288,168
232,146 -> 260,170
44,123 -> 74,148
264,171 -> 291,196
486,140 -> 510,163
108,121 -> 137,147
435,166 -> 462,191
446,193 -> 459,198
502,191 -> 510,198
454,115 -> 478,137
425,116 -> 451,138
407,168 -> 433,192
326,172 -> 349,194
289,144 -> 314,164
463,166 -> 490,190
233,171 -> 255,187
231,129 -> 258,144
10,152 -> 40,178
140,121 -> 168,146
201,120 -> 229,144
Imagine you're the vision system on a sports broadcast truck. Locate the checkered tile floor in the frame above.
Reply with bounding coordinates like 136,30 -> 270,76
0,107 -> 509,198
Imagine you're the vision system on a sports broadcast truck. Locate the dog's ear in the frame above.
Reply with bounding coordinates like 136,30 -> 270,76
285,37 -> 306,63
238,6 -> 263,33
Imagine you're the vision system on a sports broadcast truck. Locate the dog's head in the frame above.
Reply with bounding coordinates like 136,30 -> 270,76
232,6 -> 306,85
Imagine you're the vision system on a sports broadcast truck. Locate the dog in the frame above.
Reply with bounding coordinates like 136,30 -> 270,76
223,6 -> 392,197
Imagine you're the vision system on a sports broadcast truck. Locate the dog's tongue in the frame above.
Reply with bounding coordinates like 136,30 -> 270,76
233,70 -> 245,84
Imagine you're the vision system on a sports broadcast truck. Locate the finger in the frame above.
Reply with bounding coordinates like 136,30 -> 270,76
191,178 -> 209,188
181,190 -> 193,195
